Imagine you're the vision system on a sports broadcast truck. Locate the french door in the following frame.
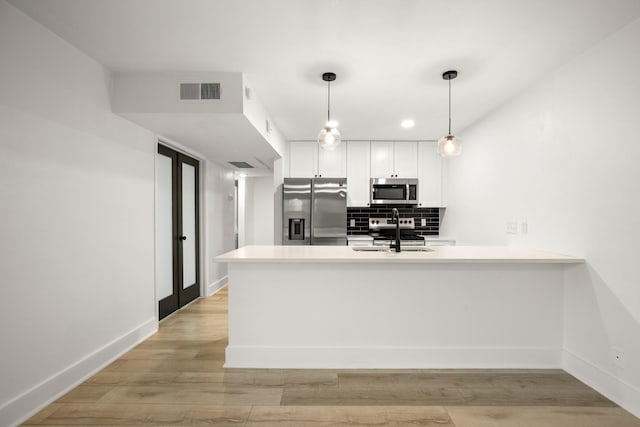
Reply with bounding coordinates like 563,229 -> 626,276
157,144 -> 200,320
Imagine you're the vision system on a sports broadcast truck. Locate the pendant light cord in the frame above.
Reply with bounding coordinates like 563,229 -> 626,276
448,78 -> 452,135
327,80 -> 331,123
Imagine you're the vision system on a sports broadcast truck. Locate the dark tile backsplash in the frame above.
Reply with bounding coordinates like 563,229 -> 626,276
347,205 -> 441,236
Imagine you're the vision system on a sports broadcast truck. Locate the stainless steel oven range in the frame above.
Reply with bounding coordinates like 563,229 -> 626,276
368,217 -> 425,246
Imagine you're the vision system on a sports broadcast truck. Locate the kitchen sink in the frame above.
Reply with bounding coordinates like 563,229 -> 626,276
351,246 -> 433,252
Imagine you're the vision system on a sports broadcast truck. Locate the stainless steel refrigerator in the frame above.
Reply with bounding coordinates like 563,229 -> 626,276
283,177 -> 347,245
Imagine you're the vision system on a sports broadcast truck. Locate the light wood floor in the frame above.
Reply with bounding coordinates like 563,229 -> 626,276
23,287 -> 640,426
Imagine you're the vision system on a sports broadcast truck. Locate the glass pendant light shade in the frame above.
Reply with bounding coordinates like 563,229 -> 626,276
318,72 -> 341,151
439,70 -> 462,158
318,125 -> 341,151
437,134 -> 462,157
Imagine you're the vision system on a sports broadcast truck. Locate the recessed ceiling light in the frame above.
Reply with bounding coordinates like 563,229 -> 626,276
401,119 -> 415,128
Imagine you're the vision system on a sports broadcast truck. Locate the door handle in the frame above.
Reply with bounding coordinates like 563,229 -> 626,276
179,236 -> 187,241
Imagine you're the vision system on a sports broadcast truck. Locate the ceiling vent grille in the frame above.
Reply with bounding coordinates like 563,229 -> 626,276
180,83 -> 221,100
228,161 -> 254,169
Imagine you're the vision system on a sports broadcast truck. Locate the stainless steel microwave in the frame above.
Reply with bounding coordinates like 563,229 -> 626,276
370,178 -> 419,205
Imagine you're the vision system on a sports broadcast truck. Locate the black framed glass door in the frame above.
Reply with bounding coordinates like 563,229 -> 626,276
157,144 -> 200,320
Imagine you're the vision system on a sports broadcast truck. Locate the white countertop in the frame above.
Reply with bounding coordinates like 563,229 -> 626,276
215,245 -> 583,264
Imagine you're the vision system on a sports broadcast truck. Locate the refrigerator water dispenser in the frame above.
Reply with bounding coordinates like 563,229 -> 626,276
289,218 -> 305,240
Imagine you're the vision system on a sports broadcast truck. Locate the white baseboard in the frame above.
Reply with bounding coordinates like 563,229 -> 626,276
0,317 -> 158,427
563,349 -> 640,418
224,345 -> 561,369
207,276 -> 228,296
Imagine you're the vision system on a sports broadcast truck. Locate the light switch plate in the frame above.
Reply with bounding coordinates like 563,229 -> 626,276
421,218 -> 426,226
350,219 -> 355,227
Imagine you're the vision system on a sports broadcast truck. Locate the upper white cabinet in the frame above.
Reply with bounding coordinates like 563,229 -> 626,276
418,142 -> 444,207
394,143 -> 418,178
370,141 -> 394,178
288,141 -> 346,178
346,141 -> 371,207
289,141 -> 317,178
318,142 -> 347,177
370,141 -> 418,178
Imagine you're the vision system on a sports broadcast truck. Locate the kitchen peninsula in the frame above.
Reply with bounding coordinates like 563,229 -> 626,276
216,245 -> 583,369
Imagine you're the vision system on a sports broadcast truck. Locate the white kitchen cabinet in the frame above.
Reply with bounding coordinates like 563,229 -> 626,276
370,141 -> 395,178
418,141 -> 443,207
288,141 -> 346,178
370,141 -> 418,178
346,141 -> 371,206
318,141 -> 346,177
289,141 -> 318,178
394,143 -> 418,178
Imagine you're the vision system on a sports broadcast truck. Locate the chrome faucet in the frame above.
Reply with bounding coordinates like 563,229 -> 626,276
390,208 -> 401,252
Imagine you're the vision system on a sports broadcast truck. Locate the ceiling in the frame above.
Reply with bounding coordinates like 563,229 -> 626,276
9,0 -> 640,145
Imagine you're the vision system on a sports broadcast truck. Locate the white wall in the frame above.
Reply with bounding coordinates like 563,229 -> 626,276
205,161 -> 236,293
112,71 -> 244,114
0,2 -> 156,426
242,176 -> 275,246
242,76 -> 287,158
442,17 -> 640,416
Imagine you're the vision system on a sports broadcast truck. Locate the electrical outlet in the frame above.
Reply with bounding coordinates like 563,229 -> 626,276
521,221 -> 528,234
613,347 -> 625,367
506,221 -> 518,234
350,219 -> 355,227
421,218 -> 426,226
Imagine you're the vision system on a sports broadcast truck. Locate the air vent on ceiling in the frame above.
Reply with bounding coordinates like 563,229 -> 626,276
228,161 -> 255,169
180,83 -> 221,100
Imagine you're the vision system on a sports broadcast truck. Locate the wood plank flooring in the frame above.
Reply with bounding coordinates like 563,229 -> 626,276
22,287 -> 640,426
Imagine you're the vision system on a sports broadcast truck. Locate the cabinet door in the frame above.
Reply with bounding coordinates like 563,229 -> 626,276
393,142 -> 418,178
370,141 -> 394,178
418,142 -> 442,207
289,141 -> 318,178
346,141 -> 371,207
318,141 -> 346,177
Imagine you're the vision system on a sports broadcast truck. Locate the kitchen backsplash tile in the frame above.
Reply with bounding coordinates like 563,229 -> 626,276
347,206 -> 441,235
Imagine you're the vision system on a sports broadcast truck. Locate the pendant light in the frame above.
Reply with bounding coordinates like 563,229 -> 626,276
438,70 -> 462,157
317,72 -> 341,151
